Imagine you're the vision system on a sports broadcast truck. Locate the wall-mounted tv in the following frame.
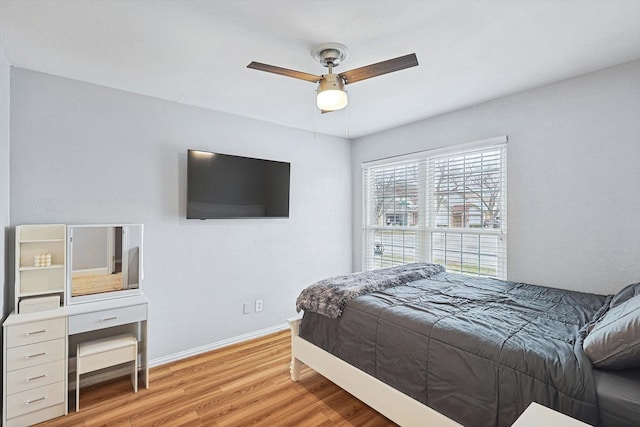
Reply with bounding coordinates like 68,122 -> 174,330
187,150 -> 290,219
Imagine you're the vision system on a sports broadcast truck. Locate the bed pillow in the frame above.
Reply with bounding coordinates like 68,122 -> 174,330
584,293 -> 640,369
610,282 -> 640,308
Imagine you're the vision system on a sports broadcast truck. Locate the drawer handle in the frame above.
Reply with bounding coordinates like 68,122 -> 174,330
100,316 -> 119,322
25,396 -> 47,405
26,374 -> 48,382
25,352 -> 48,359
25,329 -> 48,336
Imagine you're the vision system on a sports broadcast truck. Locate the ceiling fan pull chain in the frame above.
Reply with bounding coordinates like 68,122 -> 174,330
312,91 -> 317,141
345,96 -> 350,138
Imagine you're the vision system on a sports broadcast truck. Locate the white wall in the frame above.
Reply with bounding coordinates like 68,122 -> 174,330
352,59 -> 640,295
9,69 -> 352,360
0,47 -> 10,319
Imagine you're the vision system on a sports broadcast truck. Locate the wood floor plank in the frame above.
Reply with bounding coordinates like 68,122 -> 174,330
36,330 -> 396,426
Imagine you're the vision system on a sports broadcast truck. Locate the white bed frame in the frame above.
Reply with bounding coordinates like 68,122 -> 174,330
288,317 -> 462,427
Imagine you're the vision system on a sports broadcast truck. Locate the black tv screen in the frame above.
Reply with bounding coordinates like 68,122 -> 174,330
187,150 -> 290,219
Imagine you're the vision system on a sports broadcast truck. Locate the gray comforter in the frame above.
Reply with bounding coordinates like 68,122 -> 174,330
299,272 -> 610,427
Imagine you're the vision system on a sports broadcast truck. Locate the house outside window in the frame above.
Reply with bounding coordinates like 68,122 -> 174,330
362,136 -> 507,279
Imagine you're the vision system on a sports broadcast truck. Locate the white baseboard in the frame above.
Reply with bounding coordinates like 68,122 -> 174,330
149,322 -> 289,368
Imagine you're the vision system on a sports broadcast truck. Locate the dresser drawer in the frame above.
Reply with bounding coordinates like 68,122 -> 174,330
6,360 -> 66,394
6,403 -> 66,427
68,303 -> 146,334
6,381 -> 65,418
6,339 -> 66,371
6,317 -> 66,348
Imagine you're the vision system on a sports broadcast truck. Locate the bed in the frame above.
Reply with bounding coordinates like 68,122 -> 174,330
290,264 -> 640,427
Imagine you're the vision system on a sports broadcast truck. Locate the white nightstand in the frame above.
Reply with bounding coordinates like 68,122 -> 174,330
512,402 -> 591,427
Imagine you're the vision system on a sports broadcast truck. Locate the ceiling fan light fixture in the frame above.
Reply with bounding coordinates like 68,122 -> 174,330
248,43 -> 418,114
316,74 -> 348,111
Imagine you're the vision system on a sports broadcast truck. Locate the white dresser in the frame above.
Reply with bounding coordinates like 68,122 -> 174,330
3,312 -> 68,427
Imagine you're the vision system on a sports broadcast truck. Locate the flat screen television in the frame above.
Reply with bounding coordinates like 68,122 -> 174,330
187,150 -> 290,219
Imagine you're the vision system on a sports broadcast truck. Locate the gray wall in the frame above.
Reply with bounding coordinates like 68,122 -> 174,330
8,59 -> 640,360
10,69 -> 352,360
352,59 -> 640,295
0,48 -> 9,319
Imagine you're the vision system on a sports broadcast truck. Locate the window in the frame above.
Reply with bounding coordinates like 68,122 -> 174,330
362,137 -> 507,279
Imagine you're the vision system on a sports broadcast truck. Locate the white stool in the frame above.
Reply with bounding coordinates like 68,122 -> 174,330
76,333 -> 138,412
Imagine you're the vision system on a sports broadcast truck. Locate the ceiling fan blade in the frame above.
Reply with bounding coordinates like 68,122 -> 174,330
247,61 -> 322,83
339,53 -> 418,85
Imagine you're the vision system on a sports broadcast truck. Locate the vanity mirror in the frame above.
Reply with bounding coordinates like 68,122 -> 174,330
66,224 -> 143,305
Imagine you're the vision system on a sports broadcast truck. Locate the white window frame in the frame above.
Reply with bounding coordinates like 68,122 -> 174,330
362,136 -> 507,279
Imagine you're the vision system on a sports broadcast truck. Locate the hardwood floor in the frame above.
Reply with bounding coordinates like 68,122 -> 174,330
37,330 -> 396,426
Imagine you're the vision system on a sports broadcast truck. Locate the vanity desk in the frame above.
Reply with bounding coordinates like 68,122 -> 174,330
67,294 -> 149,391
2,224 -> 148,426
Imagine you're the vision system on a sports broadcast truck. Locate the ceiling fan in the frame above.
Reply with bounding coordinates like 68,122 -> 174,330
247,43 -> 418,113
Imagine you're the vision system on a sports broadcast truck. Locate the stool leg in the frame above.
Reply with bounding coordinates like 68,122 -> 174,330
76,344 -> 80,412
133,342 -> 138,393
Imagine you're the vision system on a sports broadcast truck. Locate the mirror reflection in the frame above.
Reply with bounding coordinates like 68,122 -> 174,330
70,225 -> 141,298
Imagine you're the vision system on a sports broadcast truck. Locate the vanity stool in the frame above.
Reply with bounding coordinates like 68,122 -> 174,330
76,333 -> 138,411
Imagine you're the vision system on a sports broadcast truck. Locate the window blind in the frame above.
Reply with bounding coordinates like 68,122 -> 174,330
362,160 -> 427,271
362,138 -> 507,279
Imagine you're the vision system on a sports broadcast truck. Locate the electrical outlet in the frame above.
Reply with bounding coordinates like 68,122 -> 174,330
255,299 -> 263,312
243,302 -> 253,314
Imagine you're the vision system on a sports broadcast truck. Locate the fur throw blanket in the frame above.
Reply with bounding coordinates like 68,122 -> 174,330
296,263 -> 445,318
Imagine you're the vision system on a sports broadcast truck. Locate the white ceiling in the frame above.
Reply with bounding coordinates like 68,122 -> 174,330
1,0 -> 639,138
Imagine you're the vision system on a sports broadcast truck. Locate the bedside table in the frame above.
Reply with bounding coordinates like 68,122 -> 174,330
512,402 -> 591,426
